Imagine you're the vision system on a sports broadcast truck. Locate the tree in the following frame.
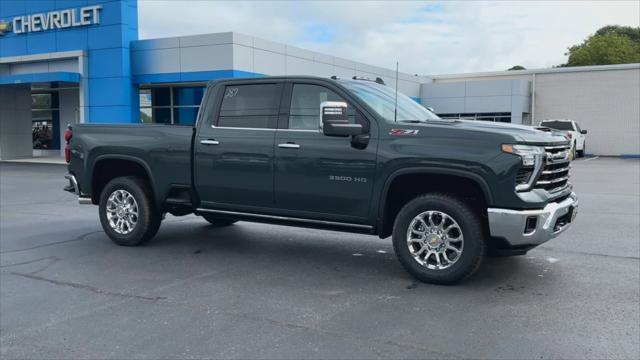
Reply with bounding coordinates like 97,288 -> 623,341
562,25 -> 640,67
507,65 -> 526,70
594,25 -> 640,43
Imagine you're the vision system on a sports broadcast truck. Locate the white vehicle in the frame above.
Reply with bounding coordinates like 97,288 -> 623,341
539,119 -> 588,158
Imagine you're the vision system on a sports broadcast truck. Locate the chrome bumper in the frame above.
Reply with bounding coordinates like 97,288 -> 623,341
487,192 -> 578,246
64,173 -> 92,205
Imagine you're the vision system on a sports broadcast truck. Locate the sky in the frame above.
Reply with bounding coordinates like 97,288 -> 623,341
138,1 -> 640,75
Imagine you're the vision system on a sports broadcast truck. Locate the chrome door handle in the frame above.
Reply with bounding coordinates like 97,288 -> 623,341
200,139 -> 220,145
278,143 -> 300,149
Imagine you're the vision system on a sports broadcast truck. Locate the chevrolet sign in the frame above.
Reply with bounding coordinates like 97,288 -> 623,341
1,6 -> 102,36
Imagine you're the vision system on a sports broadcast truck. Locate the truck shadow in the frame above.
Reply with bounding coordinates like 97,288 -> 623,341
145,219 -> 539,289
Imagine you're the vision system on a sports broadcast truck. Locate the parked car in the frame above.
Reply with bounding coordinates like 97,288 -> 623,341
64,76 -> 578,284
539,119 -> 587,158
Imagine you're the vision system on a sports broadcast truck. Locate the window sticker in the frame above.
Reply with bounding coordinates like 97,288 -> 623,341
224,87 -> 239,98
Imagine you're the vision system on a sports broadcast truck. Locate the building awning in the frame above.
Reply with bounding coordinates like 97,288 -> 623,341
0,72 -> 81,85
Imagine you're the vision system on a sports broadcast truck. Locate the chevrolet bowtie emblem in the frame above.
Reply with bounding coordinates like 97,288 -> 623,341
0,20 -> 11,36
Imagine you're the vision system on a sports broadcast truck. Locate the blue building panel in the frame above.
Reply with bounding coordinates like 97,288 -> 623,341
55,28 -> 89,52
89,77 -> 132,106
26,32 -> 57,54
96,0 -> 132,26
88,48 -> 128,78
0,0 -> 26,17
89,105 -> 134,123
0,36 -> 27,57
54,1 -> 91,8
133,70 -> 264,84
88,24 -> 129,50
24,0 -> 57,13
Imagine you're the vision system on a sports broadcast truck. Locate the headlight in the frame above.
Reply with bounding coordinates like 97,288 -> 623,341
502,144 -> 545,191
502,144 -> 544,167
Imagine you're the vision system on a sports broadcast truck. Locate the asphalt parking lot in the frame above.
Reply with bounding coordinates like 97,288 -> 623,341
1,157 -> 638,359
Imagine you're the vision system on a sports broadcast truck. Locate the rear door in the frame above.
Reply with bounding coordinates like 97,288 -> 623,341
273,81 -> 378,222
194,81 -> 283,209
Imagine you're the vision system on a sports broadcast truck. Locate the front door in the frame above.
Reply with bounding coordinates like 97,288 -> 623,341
274,82 -> 378,222
194,82 -> 283,210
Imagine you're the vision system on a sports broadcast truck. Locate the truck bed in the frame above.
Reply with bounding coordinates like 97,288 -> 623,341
68,123 -> 194,204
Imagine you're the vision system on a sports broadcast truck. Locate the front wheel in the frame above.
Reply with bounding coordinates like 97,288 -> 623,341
99,176 -> 162,246
577,142 -> 585,157
392,194 -> 486,285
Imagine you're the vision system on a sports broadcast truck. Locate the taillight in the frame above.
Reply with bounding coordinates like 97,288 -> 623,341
64,125 -> 72,163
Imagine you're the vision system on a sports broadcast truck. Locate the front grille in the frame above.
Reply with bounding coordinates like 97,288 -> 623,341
534,144 -> 571,192
516,167 -> 533,185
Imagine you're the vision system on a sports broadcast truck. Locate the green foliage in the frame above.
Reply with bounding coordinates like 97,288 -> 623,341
507,65 -> 526,70
563,25 -> 640,67
594,25 -> 640,43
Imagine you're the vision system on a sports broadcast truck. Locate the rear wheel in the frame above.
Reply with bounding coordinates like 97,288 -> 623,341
99,176 -> 162,246
392,193 -> 485,285
200,214 -> 238,227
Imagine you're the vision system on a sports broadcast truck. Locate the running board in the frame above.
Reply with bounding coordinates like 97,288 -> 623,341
196,208 -> 375,234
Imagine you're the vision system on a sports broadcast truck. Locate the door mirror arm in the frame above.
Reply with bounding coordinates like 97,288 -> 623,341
351,133 -> 370,150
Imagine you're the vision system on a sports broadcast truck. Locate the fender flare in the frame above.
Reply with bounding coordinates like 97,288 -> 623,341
377,167 -> 493,221
90,154 -> 157,202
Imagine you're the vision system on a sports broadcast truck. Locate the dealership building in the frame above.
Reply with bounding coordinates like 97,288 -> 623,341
1,0 -> 639,160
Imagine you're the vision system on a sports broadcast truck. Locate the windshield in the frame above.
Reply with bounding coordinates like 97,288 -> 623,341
540,120 -> 574,131
339,80 -> 440,122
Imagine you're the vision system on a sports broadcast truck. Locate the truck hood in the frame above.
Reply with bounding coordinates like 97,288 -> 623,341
424,119 -> 568,144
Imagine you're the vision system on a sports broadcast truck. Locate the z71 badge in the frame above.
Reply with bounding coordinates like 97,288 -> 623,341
389,129 -> 419,136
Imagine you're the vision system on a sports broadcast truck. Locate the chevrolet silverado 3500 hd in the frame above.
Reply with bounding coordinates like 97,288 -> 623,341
64,76 -> 578,284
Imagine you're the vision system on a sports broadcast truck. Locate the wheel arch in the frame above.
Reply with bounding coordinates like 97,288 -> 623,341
90,155 -> 157,205
377,168 -> 492,239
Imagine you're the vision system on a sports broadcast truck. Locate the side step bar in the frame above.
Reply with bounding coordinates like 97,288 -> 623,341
196,208 -> 375,235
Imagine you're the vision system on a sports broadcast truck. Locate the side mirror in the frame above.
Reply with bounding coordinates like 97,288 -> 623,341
581,129 -> 587,134
320,101 -> 363,136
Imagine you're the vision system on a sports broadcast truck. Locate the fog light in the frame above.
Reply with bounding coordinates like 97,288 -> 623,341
524,216 -> 538,234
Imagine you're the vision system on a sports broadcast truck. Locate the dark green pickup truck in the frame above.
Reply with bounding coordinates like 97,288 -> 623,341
64,76 -> 578,284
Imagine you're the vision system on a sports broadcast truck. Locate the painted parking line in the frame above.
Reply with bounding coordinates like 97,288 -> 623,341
582,156 -> 600,162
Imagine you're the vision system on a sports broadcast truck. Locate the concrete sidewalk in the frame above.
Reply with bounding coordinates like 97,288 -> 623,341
0,156 -> 66,165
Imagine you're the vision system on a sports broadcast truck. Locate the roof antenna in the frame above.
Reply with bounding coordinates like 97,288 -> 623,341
394,61 -> 399,123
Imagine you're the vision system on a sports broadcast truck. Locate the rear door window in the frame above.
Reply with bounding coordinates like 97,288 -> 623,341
218,84 -> 280,129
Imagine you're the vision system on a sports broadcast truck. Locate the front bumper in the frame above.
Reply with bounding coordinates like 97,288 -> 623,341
487,192 -> 578,247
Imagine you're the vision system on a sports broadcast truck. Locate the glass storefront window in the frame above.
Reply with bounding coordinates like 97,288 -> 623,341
31,93 -> 60,150
153,108 -> 172,124
173,87 -> 204,106
151,88 -> 171,107
173,107 -> 199,126
139,86 -> 205,126
32,94 -> 52,110
139,89 -> 152,108
140,108 -> 153,123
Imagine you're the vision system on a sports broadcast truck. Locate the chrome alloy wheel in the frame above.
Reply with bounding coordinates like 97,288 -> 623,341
106,189 -> 139,235
406,210 -> 464,270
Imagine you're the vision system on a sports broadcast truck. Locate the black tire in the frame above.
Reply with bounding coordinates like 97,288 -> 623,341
99,176 -> 162,246
392,193 -> 486,285
200,214 -> 238,227
577,142 -> 585,158
572,142 -> 577,160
